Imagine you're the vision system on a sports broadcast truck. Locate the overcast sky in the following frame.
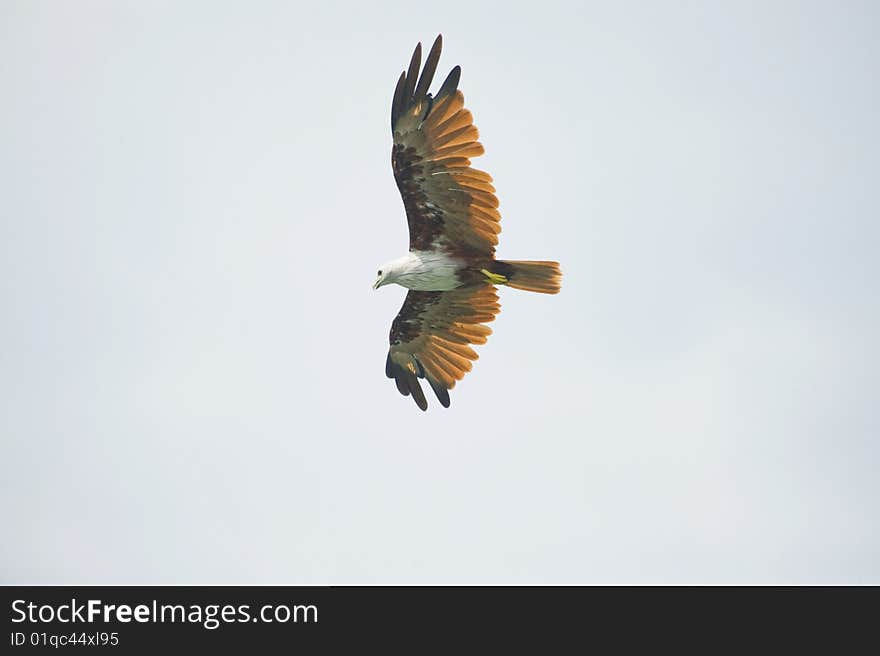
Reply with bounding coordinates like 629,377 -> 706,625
2,1 -> 878,583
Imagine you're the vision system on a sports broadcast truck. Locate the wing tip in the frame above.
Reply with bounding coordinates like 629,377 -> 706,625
386,352 -> 432,411
393,35 -> 461,131
428,376 -> 451,408
437,65 -> 461,100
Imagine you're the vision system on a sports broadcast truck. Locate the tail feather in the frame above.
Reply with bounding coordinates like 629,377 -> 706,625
494,260 -> 562,294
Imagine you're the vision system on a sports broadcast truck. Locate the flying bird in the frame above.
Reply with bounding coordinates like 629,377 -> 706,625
376,35 -> 562,410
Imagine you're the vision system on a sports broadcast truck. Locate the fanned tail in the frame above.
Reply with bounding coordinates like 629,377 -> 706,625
493,260 -> 562,294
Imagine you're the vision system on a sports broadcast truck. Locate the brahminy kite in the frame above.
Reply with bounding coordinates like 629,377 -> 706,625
376,35 -> 562,410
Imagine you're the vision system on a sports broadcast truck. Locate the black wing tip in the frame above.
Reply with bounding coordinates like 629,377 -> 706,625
386,365 -> 451,410
402,41 -> 421,102
414,34 -> 443,103
408,41 -> 422,66
427,34 -> 442,63
393,35 -> 457,130
410,41 -> 422,70
386,355 -> 431,411
437,65 -> 461,100
386,361 -> 454,410
412,34 -> 444,68
391,70 -> 407,128
426,376 -> 451,408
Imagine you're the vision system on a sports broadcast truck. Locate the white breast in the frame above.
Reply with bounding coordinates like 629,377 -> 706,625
397,250 -> 463,291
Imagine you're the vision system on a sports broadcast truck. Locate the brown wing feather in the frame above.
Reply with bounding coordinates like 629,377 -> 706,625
391,35 -> 501,256
386,286 -> 500,410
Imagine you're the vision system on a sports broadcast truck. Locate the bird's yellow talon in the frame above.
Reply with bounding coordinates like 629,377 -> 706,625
480,268 -> 508,285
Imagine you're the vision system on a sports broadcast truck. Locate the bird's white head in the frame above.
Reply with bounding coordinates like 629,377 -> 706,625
373,254 -> 413,290
373,259 -> 396,290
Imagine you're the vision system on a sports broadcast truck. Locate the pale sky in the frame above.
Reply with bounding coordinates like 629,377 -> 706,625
2,0 -> 878,583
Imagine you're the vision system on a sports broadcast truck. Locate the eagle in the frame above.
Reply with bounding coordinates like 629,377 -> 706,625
376,35 -> 562,410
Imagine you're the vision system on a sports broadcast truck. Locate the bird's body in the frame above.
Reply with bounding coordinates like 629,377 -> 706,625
376,35 -> 562,410
377,250 -> 464,291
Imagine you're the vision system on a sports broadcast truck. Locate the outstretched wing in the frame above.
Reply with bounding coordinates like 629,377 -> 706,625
391,35 -> 501,256
386,286 -> 500,410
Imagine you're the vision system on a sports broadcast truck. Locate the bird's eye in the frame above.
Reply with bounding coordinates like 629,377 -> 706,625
377,270 -> 382,276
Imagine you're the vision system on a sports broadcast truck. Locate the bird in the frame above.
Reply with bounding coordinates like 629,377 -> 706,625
376,35 -> 562,411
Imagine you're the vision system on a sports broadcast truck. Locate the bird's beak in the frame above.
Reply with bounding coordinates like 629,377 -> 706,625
373,278 -> 381,290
